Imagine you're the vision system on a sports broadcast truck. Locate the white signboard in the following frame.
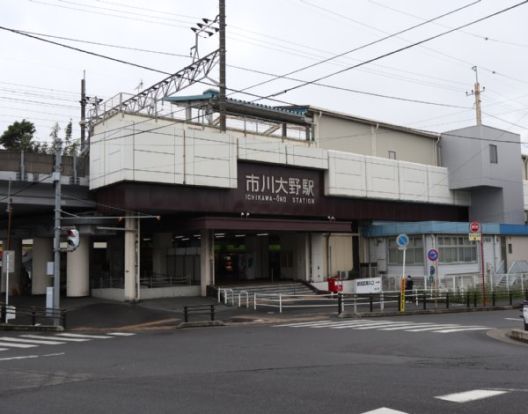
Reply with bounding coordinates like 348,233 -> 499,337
355,277 -> 382,294
1,251 -> 15,274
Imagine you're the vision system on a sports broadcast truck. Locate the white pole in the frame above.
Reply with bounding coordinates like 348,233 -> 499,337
380,292 -> 384,311
5,254 -> 9,323
253,293 -> 257,310
279,294 -> 282,313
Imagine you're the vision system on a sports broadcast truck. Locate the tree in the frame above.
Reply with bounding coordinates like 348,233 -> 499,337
49,122 -> 62,154
63,120 -> 79,156
0,119 -> 36,151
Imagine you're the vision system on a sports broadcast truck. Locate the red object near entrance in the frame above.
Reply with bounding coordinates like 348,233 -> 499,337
470,221 -> 480,233
327,277 -> 343,293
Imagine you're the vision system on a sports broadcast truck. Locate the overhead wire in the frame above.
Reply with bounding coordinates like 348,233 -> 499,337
259,1 -> 528,101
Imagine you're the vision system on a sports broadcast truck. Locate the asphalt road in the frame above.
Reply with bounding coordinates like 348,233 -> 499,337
0,309 -> 525,414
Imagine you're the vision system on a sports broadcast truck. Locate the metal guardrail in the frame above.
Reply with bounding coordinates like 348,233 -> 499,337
183,305 -> 215,323
220,288 -> 528,314
0,303 -> 66,328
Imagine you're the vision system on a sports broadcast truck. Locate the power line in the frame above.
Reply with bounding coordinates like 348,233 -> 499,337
260,1 -> 528,101
233,0 -> 482,98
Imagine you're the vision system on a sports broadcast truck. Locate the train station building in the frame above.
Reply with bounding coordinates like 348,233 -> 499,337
1,89 -> 527,300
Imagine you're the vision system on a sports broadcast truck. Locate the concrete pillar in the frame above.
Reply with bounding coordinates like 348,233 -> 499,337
67,235 -> 90,297
0,240 -> 5,293
152,233 -> 172,276
124,218 -> 137,301
200,229 -> 213,296
11,239 -> 23,295
32,238 -> 52,295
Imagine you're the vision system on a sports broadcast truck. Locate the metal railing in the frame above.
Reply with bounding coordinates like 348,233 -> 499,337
0,304 -> 66,328
220,288 -> 528,314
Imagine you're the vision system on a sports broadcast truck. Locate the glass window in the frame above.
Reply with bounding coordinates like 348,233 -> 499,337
388,236 -> 424,265
438,235 -> 477,264
489,144 -> 498,164
388,150 -> 396,160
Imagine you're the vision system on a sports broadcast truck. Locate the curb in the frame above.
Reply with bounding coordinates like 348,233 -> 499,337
177,320 -> 225,329
339,305 -> 517,319
0,324 -> 64,332
508,328 -> 528,344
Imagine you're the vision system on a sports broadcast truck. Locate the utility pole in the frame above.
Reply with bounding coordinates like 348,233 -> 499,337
80,72 -> 86,151
219,0 -> 226,132
52,145 -> 62,315
6,180 -> 12,251
466,66 -> 485,125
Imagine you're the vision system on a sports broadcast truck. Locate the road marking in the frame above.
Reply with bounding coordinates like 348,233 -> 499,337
56,333 -> 112,339
404,324 -> 462,332
274,320 -> 491,334
0,352 -> 64,362
0,341 -> 37,348
435,327 -> 489,333
21,335 -> 89,342
381,323 -> 448,331
0,337 -> 65,345
108,332 -> 136,336
435,389 -> 509,403
360,407 -> 409,414
353,323 -> 416,330
504,318 -> 521,321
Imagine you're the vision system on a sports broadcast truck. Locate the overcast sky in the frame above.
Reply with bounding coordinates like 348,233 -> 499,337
2,0 -> 528,148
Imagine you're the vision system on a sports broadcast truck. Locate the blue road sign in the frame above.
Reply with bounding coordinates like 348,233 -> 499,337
396,233 -> 409,249
427,248 -> 439,261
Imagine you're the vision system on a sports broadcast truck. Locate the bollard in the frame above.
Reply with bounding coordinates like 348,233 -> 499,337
369,295 -> 373,312
492,292 -> 496,307
210,305 -> 215,321
337,293 -> 343,315
380,292 -> 385,311
446,292 -> 450,309
31,309 -> 36,326
422,292 -> 427,310
184,306 -> 189,323
466,292 -> 470,308
353,294 -> 357,314
509,292 -> 513,306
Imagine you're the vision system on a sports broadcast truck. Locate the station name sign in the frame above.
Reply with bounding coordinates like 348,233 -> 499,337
244,173 -> 316,205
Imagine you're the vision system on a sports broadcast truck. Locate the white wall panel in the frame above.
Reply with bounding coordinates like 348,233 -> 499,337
325,151 -> 366,197
427,166 -> 454,204
287,145 -> 328,169
238,136 -> 286,164
524,180 -> 528,210
365,156 -> 399,200
398,163 -> 428,202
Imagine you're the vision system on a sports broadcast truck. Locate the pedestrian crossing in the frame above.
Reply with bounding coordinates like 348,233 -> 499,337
360,388 -> 513,413
274,319 -> 489,334
0,332 -> 136,353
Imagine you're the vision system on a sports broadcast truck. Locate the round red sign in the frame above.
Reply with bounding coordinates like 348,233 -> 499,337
470,221 -> 480,233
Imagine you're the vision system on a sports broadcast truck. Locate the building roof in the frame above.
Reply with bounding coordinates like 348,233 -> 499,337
278,105 -> 440,139
164,89 -> 312,126
362,221 -> 528,236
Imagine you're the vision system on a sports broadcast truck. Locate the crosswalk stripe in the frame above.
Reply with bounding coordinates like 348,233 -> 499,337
380,323 -> 444,331
108,333 -> 136,336
0,337 -> 65,345
310,321 -> 383,328
405,324 -> 462,332
360,407 -> 409,414
435,389 -> 509,403
56,333 -> 112,339
0,348 -> 8,352
21,335 -> 90,342
353,322 -> 424,330
435,327 -> 489,333
333,321 -> 395,329
0,341 -> 37,348
274,320 -> 490,335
